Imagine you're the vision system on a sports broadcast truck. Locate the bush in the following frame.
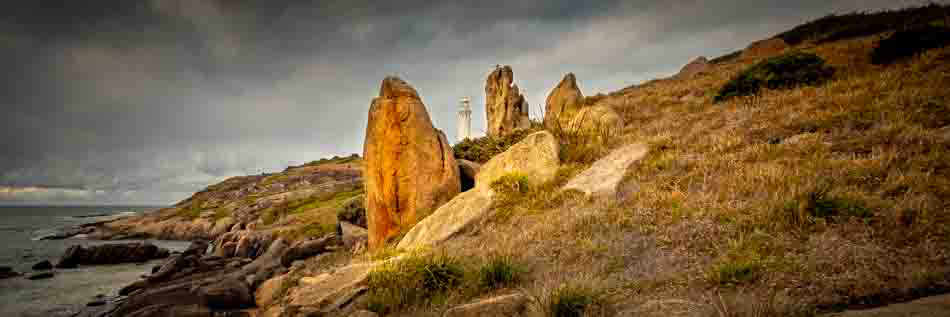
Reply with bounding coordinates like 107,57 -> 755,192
453,128 -> 540,163
781,186 -> 874,228
478,255 -> 526,289
548,285 -> 600,317
709,259 -> 761,286
714,52 -> 834,103
871,26 -> 950,65
776,4 -> 950,45
365,253 -> 466,313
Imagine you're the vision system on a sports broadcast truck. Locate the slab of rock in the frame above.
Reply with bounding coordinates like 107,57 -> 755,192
486,65 -> 530,136
563,143 -> 649,198
287,262 -> 378,313
676,56 -> 710,78
567,105 -> 624,142
32,260 -> 53,271
741,38 -> 789,60
340,221 -> 368,249
56,242 -> 169,268
198,277 -> 254,310
544,73 -> 585,130
363,77 -> 461,249
824,294 -> 950,316
280,235 -> 338,267
476,131 -> 560,188
443,293 -> 532,317
399,131 -> 560,250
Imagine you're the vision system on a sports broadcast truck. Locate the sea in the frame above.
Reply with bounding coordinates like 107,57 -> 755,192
0,206 -> 192,317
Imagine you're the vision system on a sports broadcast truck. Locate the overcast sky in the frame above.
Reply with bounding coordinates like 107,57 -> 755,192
0,0 -> 941,205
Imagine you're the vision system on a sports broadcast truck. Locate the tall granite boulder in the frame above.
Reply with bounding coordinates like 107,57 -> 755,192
544,73 -> 585,130
485,65 -> 530,137
363,77 -> 461,249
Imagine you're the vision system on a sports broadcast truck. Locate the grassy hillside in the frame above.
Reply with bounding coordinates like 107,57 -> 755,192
391,7 -> 950,316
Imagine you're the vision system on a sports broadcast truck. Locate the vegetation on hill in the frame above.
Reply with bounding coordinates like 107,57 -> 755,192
871,25 -> 950,65
453,126 -> 542,163
714,51 -> 835,103
776,3 -> 950,45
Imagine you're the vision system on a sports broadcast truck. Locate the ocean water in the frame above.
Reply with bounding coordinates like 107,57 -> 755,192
0,206 -> 191,317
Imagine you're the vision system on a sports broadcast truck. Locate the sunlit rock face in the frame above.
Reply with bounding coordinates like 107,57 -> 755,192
362,77 -> 460,250
544,73 -> 585,130
485,65 -> 530,137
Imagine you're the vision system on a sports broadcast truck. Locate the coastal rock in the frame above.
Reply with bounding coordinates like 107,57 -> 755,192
280,235 -> 338,267
32,260 -> 53,271
56,242 -> 169,268
209,217 -> 236,237
399,131 -> 560,250
27,271 -> 55,280
741,38 -> 790,60
544,73 -> 585,130
443,293 -> 532,317
476,131 -> 561,188
255,274 -> 288,308
337,194 -> 367,229
340,221 -> 368,249
0,266 -> 21,279
287,262 -> 378,313
567,105 -> 624,142
458,159 -> 481,192
676,56 -> 710,78
363,77 -> 461,249
563,143 -> 649,198
199,277 -> 254,310
486,65 -> 530,136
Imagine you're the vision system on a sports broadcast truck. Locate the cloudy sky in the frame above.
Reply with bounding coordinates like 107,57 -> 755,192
0,0 -> 941,205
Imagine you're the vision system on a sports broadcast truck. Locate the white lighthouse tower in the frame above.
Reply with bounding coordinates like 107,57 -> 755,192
457,96 -> 472,142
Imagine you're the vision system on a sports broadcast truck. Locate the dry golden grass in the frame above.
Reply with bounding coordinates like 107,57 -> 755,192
425,35 -> 950,316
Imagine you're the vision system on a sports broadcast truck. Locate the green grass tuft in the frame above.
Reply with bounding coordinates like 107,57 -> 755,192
478,255 -> 526,290
548,285 -> 600,317
365,253 -> 467,314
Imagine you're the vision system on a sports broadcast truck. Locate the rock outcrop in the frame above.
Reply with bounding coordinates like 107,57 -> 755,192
486,66 -> 530,137
544,73 -> 585,130
741,38 -> 790,60
444,293 -> 532,317
567,105 -> 625,142
563,143 -> 649,198
398,131 -> 560,250
676,56 -> 710,78
337,194 -> 367,229
55,242 -> 170,269
363,77 -> 461,249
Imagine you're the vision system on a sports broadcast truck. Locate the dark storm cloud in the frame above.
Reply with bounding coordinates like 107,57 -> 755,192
0,0 -> 941,204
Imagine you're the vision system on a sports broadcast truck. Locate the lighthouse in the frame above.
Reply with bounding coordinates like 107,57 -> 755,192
457,96 -> 472,142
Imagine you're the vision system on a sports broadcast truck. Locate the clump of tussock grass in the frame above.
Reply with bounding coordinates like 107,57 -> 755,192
871,25 -> 950,65
490,167 -> 586,222
478,255 -> 527,290
547,285 -> 603,317
365,253 -> 467,314
777,184 -> 874,229
714,52 -> 834,103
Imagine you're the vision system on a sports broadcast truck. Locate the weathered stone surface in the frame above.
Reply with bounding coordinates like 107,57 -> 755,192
476,131 -> 560,188
399,131 -> 560,250
363,77 -> 461,249
741,38 -> 790,60
567,105 -> 624,142
676,56 -> 710,78
486,65 -> 530,137
544,73 -> 585,130
56,242 -> 169,268
255,274 -> 287,308
32,260 -> 53,271
443,293 -> 532,317
337,194 -> 367,229
457,159 -> 481,192
563,143 -> 649,198
199,277 -> 254,310
210,217 -> 236,237
280,235 -> 338,267
825,294 -> 950,316
287,262 -> 378,313
340,221 -> 368,249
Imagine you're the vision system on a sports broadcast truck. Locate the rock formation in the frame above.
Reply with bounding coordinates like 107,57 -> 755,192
567,105 -> 625,142
741,38 -> 790,60
485,65 -> 530,136
398,131 -> 560,250
55,242 -> 170,268
544,73 -> 585,130
363,77 -> 461,249
676,56 -> 710,78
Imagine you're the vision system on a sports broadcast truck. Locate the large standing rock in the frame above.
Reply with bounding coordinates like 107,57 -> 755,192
363,77 -> 461,249
486,65 -> 530,137
676,56 -> 710,78
741,38 -> 790,60
567,105 -> 625,142
544,73 -> 585,130
398,131 -> 560,250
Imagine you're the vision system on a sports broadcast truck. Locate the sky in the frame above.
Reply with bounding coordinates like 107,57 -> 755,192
0,0 -> 942,205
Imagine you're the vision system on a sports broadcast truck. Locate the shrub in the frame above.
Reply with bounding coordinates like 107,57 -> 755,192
871,26 -> 950,65
710,259 -> 761,286
714,52 -> 834,103
780,186 -> 874,228
478,255 -> 526,289
548,285 -> 600,317
776,4 -> 950,45
453,128 -> 540,163
365,253 -> 466,313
